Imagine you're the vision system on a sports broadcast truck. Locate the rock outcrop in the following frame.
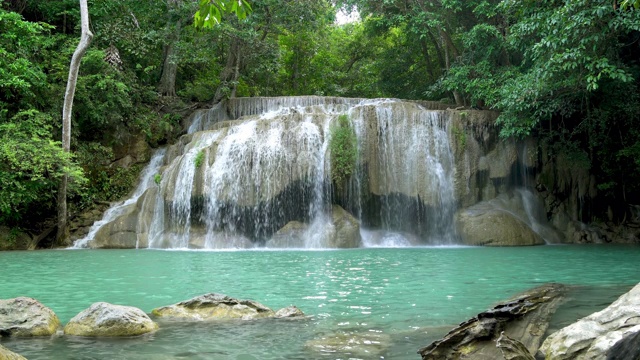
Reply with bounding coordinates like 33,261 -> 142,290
64,302 -> 158,337
274,306 -> 305,319
419,283 -> 566,359
0,297 -> 60,337
539,282 -> 640,360
0,344 -> 27,360
456,207 -> 545,246
151,293 -> 275,320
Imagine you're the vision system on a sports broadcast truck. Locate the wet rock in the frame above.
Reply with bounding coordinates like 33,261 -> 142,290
0,344 -> 27,360
327,205 -> 361,248
456,207 -> 544,246
0,227 -> 33,251
0,297 -> 60,337
497,332 -> 536,360
306,329 -> 391,359
151,293 -> 275,321
64,302 -> 158,337
418,283 -> 566,360
539,282 -> 640,360
266,221 -> 307,248
274,306 -> 305,319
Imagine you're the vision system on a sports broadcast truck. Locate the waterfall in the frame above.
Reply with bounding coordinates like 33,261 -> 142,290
72,149 -> 166,248
78,97 -> 470,249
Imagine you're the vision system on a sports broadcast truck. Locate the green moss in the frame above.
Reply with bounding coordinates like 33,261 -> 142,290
194,150 -> 205,169
329,114 -> 358,190
453,125 -> 467,149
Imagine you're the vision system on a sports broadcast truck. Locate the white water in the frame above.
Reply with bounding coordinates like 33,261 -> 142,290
72,149 -> 166,248
76,96 -> 556,249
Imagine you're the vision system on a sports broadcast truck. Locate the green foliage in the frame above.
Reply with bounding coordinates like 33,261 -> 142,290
154,173 -> 162,186
194,150 -> 205,169
329,114 -> 358,190
194,0 -> 252,28
0,110 -> 86,224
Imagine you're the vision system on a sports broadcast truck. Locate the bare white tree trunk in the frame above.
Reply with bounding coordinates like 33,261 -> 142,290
56,0 -> 93,246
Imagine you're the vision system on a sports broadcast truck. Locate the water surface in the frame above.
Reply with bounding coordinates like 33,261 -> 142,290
1,245 -> 639,359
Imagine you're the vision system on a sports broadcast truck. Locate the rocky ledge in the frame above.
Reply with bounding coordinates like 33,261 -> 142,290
419,283 -> 567,359
539,282 -> 640,359
151,293 -> 305,321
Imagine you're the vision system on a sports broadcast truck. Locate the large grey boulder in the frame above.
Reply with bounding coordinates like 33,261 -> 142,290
539,283 -> 640,360
151,293 -> 275,320
457,207 -> 545,246
266,221 -> 307,248
419,283 -> 566,360
327,205 -> 362,248
0,297 -> 60,337
64,302 -> 158,337
0,344 -> 27,360
456,193 -> 549,246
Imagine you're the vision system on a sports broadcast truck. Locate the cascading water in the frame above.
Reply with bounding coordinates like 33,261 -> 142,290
77,96 -> 559,249
72,149 -> 166,248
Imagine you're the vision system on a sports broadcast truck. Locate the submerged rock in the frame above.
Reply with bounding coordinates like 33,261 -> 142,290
418,283 -> 566,360
305,329 -> 391,359
151,293 -> 275,320
274,306 -> 305,319
539,282 -> 640,360
0,297 -> 60,337
64,302 -> 158,337
0,344 -> 27,360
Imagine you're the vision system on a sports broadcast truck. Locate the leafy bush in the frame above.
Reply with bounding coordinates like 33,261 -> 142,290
329,114 -> 357,190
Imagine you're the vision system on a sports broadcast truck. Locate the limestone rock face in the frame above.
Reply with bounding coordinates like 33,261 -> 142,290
0,344 -> 27,360
419,283 -> 566,360
274,306 -> 305,319
151,293 -> 275,321
64,302 -> 158,337
0,297 -> 60,337
456,207 -> 545,246
539,282 -> 640,360
0,227 -> 33,251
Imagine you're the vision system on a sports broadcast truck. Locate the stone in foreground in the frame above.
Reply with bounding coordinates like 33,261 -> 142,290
539,282 -> 640,360
306,329 -> 391,359
0,344 -> 27,360
64,302 -> 158,337
274,306 -> 305,318
419,283 -> 566,359
151,293 -> 275,320
0,297 -> 60,337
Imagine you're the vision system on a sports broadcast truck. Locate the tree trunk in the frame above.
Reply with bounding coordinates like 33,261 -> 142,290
213,38 -> 241,103
158,20 -> 182,97
56,0 -> 93,246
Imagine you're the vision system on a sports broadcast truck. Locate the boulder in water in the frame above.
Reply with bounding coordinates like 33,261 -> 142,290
0,344 -> 27,360
151,293 -> 275,320
64,302 -> 158,337
265,221 -> 307,248
327,205 -> 362,248
418,283 -> 566,360
0,297 -> 60,337
305,329 -> 391,359
456,204 -> 545,246
274,306 -> 305,319
539,282 -> 640,360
